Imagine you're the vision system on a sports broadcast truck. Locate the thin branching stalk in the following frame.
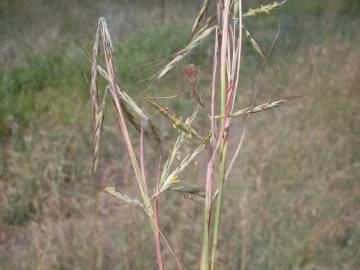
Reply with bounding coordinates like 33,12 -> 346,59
201,26 -> 219,270
92,18 -> 184,270
211,1 -> 242,269
153,158 -> 164,270
210,0 -> 232,268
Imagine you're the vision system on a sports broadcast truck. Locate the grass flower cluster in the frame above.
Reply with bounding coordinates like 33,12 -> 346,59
90,1 -> 295,269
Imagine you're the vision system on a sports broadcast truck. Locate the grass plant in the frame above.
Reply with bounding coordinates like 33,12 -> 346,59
91,1 -> 293,269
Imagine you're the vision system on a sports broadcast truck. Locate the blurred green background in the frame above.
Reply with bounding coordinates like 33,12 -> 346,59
0,1 -> 359,269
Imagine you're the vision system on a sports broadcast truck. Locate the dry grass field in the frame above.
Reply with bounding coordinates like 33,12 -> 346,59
0,1 -> 359,269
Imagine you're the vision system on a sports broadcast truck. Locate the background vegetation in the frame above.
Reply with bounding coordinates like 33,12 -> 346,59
0,0 -> 359,269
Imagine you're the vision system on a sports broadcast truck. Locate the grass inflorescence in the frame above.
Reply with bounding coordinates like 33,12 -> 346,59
91,1 -> 297,269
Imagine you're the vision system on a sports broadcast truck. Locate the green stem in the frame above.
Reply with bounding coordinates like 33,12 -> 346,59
201,203 -> 210,270
201,27 -> 219,270
210,16 -> 228,269
210,140 -> 228,270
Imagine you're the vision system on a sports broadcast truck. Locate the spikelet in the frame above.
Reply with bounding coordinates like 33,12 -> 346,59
191,0 -> 212,37
243,25 -> 267,63
90,20 -> 109,181
160,131 -> 187,183
92,86 -> 109,179
97,64 -> 160,147
159,105 -> 200,183
160,136 -> 209,193
243,1 -> 287,18
216,96 -> 301,119
144,98 -> 204,141
170,184 -> 205,198
155,26 -> 216,79
90,20 -> 100,117
104,187 -> 145,209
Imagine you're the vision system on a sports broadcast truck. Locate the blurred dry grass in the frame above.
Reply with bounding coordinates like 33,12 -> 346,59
0,1 -> 359,270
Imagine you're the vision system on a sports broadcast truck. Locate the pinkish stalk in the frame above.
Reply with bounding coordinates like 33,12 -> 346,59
159,227 -> 182,270
140,119 -> 147,187
153,169 -> 164,270
100,23 -> 150,203
211,1 -> 242,269
155,160 -> 182,270
201,26 -> 219,270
